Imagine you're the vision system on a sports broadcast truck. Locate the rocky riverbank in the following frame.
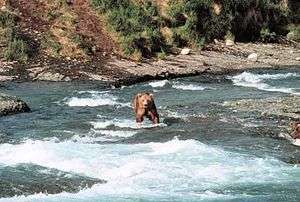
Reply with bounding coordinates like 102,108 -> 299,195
0,41 -> 299,86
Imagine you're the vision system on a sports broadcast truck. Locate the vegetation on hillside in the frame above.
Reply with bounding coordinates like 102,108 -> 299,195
37,1 -> 89,59
0,0 -> 298,62
168,0 -> 292,46
0,10 -> 28,63
91,0 -> 298,59
91,0 -> 167,59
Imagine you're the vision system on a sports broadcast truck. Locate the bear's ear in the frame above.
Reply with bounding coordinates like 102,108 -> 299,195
137,93 -> 142,98
149,93 -> 154,98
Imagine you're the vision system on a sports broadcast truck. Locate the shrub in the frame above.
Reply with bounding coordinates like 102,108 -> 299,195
287,24 -> 300,42
92,0 -> 294,57
0,10 -> 15,28
260,27 -> 277,42
91,0 -> 130,13
72,34 -> 94,55
0,10 -> 29,63
224,31 -> 235,42
92,0 -> 167,59
168,0 -> 292,45
4,38 -> 28,63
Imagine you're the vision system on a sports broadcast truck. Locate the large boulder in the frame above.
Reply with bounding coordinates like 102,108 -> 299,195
0,93 -> 30,116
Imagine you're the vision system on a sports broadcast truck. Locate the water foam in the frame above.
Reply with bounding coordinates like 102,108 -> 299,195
0,184 -> 245,202
0,138 -> 298,201
172,83 -> 206,91
148,80 -> 169,88
65,91 -> 130,107
69,129 -> 138,143
230,72 -> 300,95
90,119 -> 167,130
94,130 -> 138,138
71,134 -> 116,143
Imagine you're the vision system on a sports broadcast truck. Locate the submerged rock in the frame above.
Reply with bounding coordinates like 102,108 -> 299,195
223,96 -> 300,120
0,93 -> 31,116
0,164 -> 106,198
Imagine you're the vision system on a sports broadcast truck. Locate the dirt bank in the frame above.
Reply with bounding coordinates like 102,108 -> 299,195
0,41 -> 299,86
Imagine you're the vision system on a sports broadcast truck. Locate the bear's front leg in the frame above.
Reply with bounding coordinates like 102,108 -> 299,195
135,114 -> 144,128
148,111 -> 159,124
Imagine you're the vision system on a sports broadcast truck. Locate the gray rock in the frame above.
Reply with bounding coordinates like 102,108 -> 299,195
247,53 -> 258,61
180,48 -> 191,55
0,164 -> 105,197
225,39 -> 235,46
0,93 -> 30,116
35,71 -> 65,81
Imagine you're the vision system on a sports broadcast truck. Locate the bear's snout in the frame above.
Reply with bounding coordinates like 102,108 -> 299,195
142,99 -> 151,108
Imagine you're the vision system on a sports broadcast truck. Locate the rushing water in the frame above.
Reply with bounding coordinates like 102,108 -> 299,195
0,67 -> 300,202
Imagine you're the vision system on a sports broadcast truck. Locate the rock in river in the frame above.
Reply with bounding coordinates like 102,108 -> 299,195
0,93 -> 30,116
223,96 -> 300,120
0,164 -> 106,197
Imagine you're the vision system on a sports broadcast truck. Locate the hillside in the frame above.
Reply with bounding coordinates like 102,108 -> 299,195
0,0 -> 118,60
0,0 -> 299,83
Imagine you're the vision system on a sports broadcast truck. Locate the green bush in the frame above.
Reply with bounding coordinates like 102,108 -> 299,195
287,24 -> 300,42
92,0 -> 166,59
72,34 -> 94,55
92,0 -> 294,57
168,0 -> 292,45
260,27 -> 277,42
0,10 -> 29,63
169,0 -> 230,46
0,10 -> 16,28
4,38 -> 28,63
41,33 -> 62,57
91,0 -> 130,12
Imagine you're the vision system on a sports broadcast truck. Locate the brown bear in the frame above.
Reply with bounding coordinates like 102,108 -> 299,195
290,121 -> 300,139
132,92 -> 159,124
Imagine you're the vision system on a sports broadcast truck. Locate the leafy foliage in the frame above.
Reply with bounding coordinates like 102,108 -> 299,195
92,0 -> 167,59
168,0 -> 292,46
0,10 -> 29,63
90,1 -> 295,58
287,24 -> 300,42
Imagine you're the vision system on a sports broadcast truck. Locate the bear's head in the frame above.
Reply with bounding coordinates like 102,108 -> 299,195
137,93 -> 154,109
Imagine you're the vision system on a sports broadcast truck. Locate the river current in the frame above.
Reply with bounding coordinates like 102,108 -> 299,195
0,67 -> 299,201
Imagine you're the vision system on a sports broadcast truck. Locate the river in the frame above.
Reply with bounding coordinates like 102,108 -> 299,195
0,67 -> 299,201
